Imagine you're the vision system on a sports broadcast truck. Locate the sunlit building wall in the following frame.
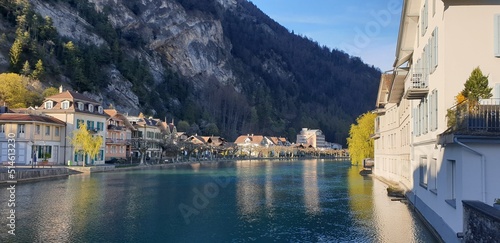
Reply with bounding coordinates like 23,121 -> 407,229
375,0 -> 500,242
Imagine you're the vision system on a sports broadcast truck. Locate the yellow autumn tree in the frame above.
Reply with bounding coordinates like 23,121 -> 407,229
347,112 -> 377,165
69,122 -> 103,167
446,92 -> 468,128
0,73 -> 29,108
0,73 -> 42,108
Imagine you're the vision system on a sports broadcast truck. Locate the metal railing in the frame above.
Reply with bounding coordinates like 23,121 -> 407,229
406,68 -> 427,89
448,99 -> 500,133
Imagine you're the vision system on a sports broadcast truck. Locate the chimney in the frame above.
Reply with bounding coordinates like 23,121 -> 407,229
59,85 -> 63,93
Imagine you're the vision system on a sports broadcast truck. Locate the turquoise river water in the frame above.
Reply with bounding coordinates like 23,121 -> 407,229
0,159 -> 437,242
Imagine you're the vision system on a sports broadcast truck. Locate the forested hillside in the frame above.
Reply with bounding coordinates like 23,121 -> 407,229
0,0 -> 380,144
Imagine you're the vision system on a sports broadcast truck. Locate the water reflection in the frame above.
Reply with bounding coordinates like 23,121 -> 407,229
236,161 -> 262,217
348,165 -> 437,242
303,159 -> 320,215
265,162 -> 274,211
0,160 -> 437,242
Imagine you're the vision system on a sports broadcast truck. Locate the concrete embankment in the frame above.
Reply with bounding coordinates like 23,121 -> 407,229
67,165 -> 116,173
0,167 -> 73,184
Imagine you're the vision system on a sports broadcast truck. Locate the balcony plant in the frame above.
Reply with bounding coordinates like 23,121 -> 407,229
494,198 -> 500,210
42,152 -> 51,162
446,67 -> 493,131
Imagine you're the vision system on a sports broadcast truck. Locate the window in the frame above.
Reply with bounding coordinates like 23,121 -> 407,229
18,124 -> 25,134
34,145 -> 52,160
430,158 -> 438,194
97,122 -> 104,131
495,15 -> 500,57
446,160 -> 457,208
423,97 -> 428,134
74,151 -> 83,162
0,124 -> 4,133
55,127 -> 60,136
35,125 -> 41,135
87,121 -> 95,130
429,90 -> 438,131
88,104 -> 94,113
44,101 -> 53,109
432,0 -> 436,16
77,102 -> 84,110
419,156 -> 428,188
61,101 -> 70,109
421,0 -> 428,36
45,126 -> 50,136
431,27 -> 439,73
76,119 -> 84,129
98,106 -> 103,114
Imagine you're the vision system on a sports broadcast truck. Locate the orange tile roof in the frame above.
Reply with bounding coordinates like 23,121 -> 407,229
45,90 -> 99,103
0,113 -> 65,125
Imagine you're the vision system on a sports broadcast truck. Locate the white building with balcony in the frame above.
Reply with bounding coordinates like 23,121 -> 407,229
374,1 -> 500,242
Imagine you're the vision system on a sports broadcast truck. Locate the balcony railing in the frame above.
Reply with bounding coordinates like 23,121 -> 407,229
106,138 -> 127,144
404,68 -> 429,99
447,99 -> 500,134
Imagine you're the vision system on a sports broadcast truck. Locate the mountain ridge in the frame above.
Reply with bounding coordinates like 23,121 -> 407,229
0,0 -> 380,144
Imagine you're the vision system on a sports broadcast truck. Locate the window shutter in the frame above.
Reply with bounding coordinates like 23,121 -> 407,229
434,90 -> 438,130
434,27 -> 438,70
495,15 -> 500,57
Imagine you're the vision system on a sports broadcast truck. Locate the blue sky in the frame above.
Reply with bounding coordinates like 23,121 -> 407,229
249,0 -> 402,71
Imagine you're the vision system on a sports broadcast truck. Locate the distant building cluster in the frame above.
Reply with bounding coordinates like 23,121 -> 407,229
0,87 -> 180,166
0,87 -> 343,165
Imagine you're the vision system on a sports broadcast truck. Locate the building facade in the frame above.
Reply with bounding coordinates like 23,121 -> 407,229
127,115 -> 163,162
296,128 -> 326,148
373,74 -> 412,188
104,109 -> 135,161
0,111 -> 66,165
39,90 -> 107,165
374,1 -> 500,242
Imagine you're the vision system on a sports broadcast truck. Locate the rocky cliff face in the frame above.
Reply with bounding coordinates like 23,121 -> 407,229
23,0 -> 237,113
0,0 -> 380,142
90,0 -> 235,85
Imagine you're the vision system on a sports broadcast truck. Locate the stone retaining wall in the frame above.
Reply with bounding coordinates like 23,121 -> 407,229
0,168 -> 70,183
463,200 -> 500,242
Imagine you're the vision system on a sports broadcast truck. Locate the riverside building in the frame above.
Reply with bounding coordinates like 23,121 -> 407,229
373,0 -> 500,242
